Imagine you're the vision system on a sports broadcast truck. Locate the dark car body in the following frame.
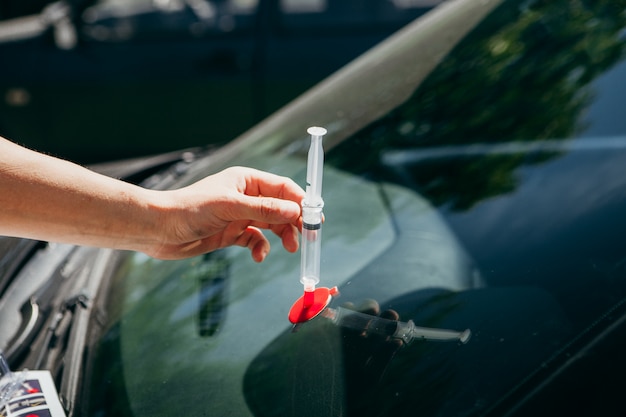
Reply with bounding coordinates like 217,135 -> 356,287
0,0 -> 434,163
3,0 -> 626,416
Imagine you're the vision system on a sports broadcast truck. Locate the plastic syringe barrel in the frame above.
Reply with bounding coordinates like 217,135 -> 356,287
300,127 -> 326,291
300,207 -> 322,291
325,307 -> 471,344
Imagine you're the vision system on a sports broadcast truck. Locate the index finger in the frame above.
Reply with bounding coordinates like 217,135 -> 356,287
241,168 -> 305,205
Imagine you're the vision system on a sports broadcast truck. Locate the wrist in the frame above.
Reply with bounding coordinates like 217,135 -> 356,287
125,187 -> 174,255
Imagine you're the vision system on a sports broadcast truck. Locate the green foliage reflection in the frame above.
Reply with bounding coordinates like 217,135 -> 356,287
329,0 -> 626,210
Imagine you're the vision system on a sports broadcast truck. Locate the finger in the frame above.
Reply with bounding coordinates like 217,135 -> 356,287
212,220 -> 298,260
380,309 -> 400,321
251,239 -> 270,263
241,168 -> 305,203
341,301 -> 356,310
233,226 -> 270,262
275,223 -> 299,253
178,225 -> 271,261
229,194 -> 302,226
241,169 -> 305,223
356,299 -> 380,316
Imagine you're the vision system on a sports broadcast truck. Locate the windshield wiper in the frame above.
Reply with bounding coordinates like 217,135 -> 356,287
4,298 -> 40,362
33,292 -> 90,371
4,245 -> 79,365
56,248 -> 120,416
3,245 -> 119,416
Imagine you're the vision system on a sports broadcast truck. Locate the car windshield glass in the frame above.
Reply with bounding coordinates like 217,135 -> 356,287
87,0 -> 626,416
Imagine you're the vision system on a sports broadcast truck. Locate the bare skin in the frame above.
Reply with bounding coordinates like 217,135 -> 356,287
0,136 -> 305,261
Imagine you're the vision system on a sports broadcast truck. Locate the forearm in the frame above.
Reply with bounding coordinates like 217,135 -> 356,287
0,137 -> 162,251
0,137 -> 305,261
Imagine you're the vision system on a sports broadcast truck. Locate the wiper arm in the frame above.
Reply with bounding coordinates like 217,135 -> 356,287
34,293 -> 90,370
5,297 -> 41,362
4,248 -> 77,364
4,292 -> 86,367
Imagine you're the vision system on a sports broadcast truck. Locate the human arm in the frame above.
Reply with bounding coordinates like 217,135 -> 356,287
0,136 -> 304,261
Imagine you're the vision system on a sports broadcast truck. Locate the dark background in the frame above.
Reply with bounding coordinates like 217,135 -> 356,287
0,0 -> 437,163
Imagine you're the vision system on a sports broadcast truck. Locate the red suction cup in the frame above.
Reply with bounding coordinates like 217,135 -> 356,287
288,286 -> 339,324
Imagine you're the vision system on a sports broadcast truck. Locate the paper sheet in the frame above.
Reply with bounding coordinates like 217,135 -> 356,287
0,371 -> 66,417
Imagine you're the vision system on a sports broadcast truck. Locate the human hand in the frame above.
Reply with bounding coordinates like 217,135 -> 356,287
147,166 -> 305,261
340,299 -> 404,377
339,299 -> 404,415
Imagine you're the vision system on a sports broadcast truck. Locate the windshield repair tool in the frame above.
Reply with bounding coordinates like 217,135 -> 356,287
322,307 -> 471,344
289,127 -> 339,324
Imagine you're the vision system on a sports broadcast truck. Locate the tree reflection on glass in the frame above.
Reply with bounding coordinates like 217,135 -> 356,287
329,0 -> 626,210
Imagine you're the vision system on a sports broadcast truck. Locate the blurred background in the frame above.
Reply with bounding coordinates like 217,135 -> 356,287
0,0 -> 442,163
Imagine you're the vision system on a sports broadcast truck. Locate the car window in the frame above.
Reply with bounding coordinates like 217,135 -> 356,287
87,0 -> 626,416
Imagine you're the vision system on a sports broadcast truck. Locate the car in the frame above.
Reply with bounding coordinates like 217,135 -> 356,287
0,0 -> 435,163
3,0 -> 626,415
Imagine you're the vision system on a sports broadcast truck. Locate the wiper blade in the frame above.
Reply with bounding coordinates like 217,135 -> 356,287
57,249 -> 120,416
34,292 -> 90,371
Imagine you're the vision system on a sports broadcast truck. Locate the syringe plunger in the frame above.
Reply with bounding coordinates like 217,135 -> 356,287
303,126 -> 326,208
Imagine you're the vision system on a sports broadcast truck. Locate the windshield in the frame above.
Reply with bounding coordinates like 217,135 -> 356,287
87,0 -> 626,416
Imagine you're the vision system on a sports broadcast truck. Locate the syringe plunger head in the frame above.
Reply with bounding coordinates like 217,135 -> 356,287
307,126 -> 327,138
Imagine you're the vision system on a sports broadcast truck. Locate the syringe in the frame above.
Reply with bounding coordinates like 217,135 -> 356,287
288,127 -> 333,324
300,126 -> 327,302
322,307 -> 471,344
